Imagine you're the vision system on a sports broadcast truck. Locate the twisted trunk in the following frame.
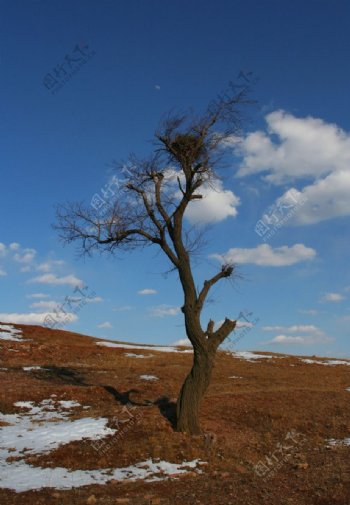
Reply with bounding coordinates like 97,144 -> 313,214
176,345 -> 215,434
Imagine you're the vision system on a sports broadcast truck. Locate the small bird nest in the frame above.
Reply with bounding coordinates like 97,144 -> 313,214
171,133 -> 203,161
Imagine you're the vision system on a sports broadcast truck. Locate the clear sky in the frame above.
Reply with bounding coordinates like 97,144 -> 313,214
1,0 -> 349,357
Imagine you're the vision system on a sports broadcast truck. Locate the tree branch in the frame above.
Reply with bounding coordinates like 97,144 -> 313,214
208,317 -> 237,350
197,265 -> 234,310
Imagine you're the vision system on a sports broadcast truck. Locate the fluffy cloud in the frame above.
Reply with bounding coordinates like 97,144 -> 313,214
26,293 -> 51,299
236,110 -> 350,182
263,323 -> 332,345
211,243 -> 316,267
263,325 -> 323,335
173,338 -> 191,347
278,171 -> 350,225
113,305 -> 132,312
0,243 -> 6,256
234,110 -> 350,224
150,305 -> 181,317
29,273 -> 84,288
97,321 -> 112,329
269,335 -> 307,344
36,260 -> 65,272
299,309 -> 318,316
14,248 -> 36,264
165,169 -> 240,224
322,292 -> 345,302
86,296 -> 103,303
267,334 -> 332,345
30,300 -> 60,311
184,180 -> 240,224
0,312 -> 78,325
138,289 -> 157,295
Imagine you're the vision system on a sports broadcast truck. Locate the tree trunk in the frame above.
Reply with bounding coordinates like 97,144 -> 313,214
176,347 -> 215,434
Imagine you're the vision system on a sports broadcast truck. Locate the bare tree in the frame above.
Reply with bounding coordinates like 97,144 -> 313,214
55,82 -> 253,434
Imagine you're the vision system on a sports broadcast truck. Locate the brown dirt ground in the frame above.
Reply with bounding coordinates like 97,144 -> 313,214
0,323 -> 349,505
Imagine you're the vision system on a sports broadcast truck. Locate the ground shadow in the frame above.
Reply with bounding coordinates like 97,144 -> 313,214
154,396 -> 177,429
36,366 -> 87,385
102,385 -> 152,407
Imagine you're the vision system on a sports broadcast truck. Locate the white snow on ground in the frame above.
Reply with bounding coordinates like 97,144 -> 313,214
0,324 -> 24,342
301,358 -> 350,366
346,387 -> 350,392
0,399 -> 205,492
327,438 -> 350,447
23,366 -> 42,371
231,351 -> 274,362
58,400 -> 81,408
229,376 -> 243,379
139,375 -> 158,381
97,341 -> 192,353
124,353 -> 153,358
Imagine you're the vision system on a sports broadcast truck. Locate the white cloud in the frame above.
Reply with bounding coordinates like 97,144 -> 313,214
184,179 -> 240,224
263,325 -> 323,335
86,296 -> 103,303
97,321 -> 112,329
14,248 -> 36,264
263,323 -> 332,345
236,320 -> 254,329
211,243 -> 316,267
164,169 -> 240,224
278,171 -> 350,225
234,110 -> 350,224
0,312 -> 78,325
0,268 -> 7,277
9,242 -> 20,251
36,260 -> 65,272
150,305 -> 181,317
29,273 -> 84,288
173,338 -> 191,347
138,289 -> 157,295
0,243 -> 7,256
268,335 -> 309,345
26,293 -> 51,299
299,309 -> 318,316
30,300 -> 60,311
236,110 -> 350,183
113,305 -> 132,312
322,292 -> 345,302
20,265 -> 31,273
266,333 -> 332,345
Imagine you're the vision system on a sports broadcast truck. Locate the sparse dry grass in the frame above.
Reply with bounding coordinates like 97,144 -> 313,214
0,323 -> 349,505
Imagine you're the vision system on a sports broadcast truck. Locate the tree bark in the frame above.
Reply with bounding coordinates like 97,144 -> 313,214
176,346 -> 215,434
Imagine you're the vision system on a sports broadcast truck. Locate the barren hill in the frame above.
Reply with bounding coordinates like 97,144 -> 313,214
1,323 -> 349,505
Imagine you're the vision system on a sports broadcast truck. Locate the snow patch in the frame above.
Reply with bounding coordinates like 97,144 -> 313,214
0,398 -> 205,492
124,353 -> 153,359
231,351 -> 274,362
58,400 -> 81,409
139,374 -> 158,381
97,341 -> 192,353
301,358 -> 350,366
0,325 -> 24,342
327,438 -> 350,447
23,366 -> 42,371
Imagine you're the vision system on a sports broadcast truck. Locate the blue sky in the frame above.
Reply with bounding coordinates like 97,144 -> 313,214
1,0 -> 350,357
